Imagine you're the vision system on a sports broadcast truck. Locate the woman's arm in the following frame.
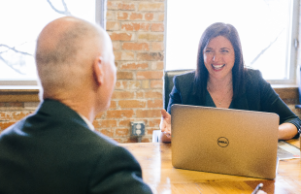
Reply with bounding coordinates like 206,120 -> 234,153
278,123 -> 299,140
262,90 -> 300,140
258,74 -> 300,139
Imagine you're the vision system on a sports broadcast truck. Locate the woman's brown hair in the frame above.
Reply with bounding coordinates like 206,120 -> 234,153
194,22 -> 245,103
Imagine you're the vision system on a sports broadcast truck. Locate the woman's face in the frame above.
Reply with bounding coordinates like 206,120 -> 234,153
203,36 -> 235,81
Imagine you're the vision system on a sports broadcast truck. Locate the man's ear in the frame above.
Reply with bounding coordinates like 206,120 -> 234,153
93,57 -> 104,86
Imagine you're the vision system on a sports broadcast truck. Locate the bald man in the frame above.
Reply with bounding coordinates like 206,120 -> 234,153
0,17 -> 152,194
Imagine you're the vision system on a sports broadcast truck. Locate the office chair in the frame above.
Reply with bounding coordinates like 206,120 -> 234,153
163,69 -> 195,110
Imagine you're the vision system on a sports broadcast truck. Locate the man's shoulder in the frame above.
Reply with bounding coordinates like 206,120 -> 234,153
87,130 -> 119,149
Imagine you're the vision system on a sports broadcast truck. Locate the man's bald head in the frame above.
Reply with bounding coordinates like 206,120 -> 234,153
35,16 -> 112,98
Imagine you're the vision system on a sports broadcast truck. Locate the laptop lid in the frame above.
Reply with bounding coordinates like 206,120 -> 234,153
171,104 -> 279,179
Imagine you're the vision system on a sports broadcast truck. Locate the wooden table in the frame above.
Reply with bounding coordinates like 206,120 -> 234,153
120,139 -> 301,194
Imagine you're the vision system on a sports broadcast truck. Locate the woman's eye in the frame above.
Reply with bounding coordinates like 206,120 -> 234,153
205,50 -> 212,53
221,50 -> 229,53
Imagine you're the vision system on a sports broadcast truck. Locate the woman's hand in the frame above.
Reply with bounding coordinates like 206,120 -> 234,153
160,109 -> 171,142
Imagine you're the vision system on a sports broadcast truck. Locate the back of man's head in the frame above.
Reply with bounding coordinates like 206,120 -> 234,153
35,17 -> 113,101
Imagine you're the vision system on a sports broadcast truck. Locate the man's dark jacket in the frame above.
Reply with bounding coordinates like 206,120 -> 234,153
0,99 -> 152,194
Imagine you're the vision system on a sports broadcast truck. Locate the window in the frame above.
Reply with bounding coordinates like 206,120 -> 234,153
0,0 -> 106,86
165,0 -> 299,84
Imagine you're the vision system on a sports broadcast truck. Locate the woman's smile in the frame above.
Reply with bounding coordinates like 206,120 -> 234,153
212,63 -> 225,71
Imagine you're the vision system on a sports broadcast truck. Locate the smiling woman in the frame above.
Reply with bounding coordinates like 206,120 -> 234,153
0,0 -> 101,86
160,22 -> 301,143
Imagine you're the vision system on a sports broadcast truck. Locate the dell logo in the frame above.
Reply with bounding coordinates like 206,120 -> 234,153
217,137 -> 229,148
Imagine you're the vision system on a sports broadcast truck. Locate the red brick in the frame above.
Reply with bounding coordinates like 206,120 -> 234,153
112,41 -> 121,50
112,91 -> 135,99
106,11 -> 115,20
100,120 -> 117,128
114,81 -> 141,90
141,80 -> 150,89
117,12 -> 128,20
128,81 -> 141,89
138,33 -> 164,41
119,62 -> 149,70
117,71 -> 134,80
109,101 -> 117,109
137,52 -> 164,61
137,71 -> 163,79
99,129 -> 114,137
144,91 -> 162,98
107,2 -> 135,11
121,22 -> 150,31
119,100 -> 146,108
118,3 -> 135,10
106,21 -> 120,30
146,127 -> 159,135
151,80 -> 163,88
0,112 -> 32,120
151,42 -> 164,51
93,120 -> 101,128
114,51 -> 135,60
151,61 -> 164,70
0,112 -> 5,119
0,102 -> 23,108
145,13 -> 154,21
119,119 -> 134,127
147,99 -> 163,108
129,13 -> 142,20
136,109 -> 161,118
148,119 -> 161,127
137,91 -> 144,98
95,112 -> 105,119
122,43 -> 149,51
110,33 -> 133,41
115,81 -> 127,89
158,13 -> 164,21
138,3 -> 164,11
0,122 -> 15,130
151,23 -> 164,32
116,128 -> 130,136
107,110 -> 134,118
107,1 -> 118,10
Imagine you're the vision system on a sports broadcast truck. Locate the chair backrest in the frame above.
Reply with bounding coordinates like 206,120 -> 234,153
163,69 -> 195,110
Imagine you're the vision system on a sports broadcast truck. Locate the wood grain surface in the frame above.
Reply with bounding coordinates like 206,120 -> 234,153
121,139 -> 301,194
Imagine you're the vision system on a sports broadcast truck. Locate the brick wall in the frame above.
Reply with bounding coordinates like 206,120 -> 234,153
102,0 -> 165,142
0,102 -> 37,134
0,0 -> 165,143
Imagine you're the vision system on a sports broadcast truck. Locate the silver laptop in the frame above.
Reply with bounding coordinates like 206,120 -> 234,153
171,104 -> 279,179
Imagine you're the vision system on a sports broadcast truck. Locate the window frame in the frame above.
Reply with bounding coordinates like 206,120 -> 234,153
0,0 -> 107,88
269,0 -> 299,85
